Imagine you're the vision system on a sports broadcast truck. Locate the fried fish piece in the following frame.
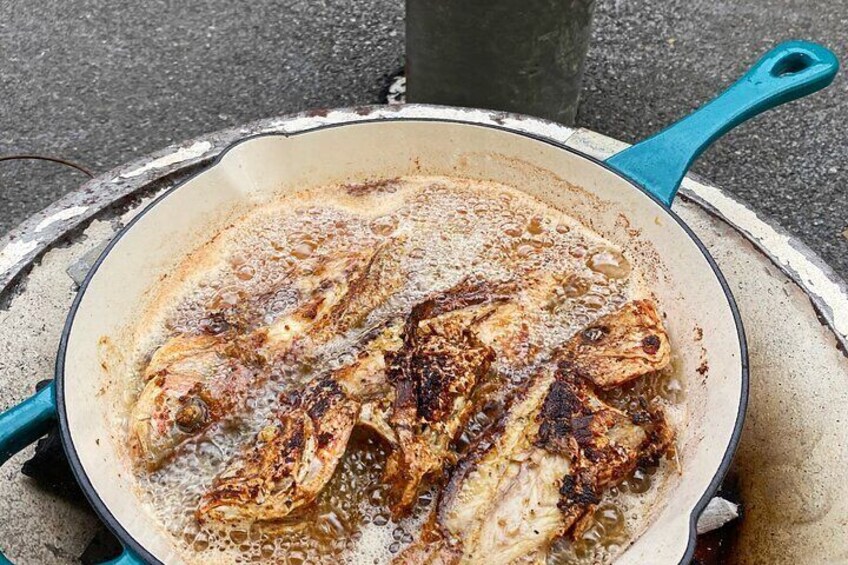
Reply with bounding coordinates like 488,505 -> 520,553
569,299 -> 670,389
258,246 -> 403,359
383,310 -> 495,515
130,244 -> 405,471
445,373 -> 672,565
196,376 -> 360,522
360,276 -> 551,452
196,322 -> 405,523
398,300 -> 673,564
381,278 -> 529,515
129,334 -> 262,471
196,278 -> 520,523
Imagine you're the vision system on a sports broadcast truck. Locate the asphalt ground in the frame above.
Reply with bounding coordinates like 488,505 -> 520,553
1,0 -> 846,278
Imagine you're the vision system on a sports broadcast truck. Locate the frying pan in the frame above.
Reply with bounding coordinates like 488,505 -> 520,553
0,41 -> 837,564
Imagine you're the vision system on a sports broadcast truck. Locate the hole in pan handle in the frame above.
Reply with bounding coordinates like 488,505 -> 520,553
0,382 -> 144,564
605,40 -> 839,207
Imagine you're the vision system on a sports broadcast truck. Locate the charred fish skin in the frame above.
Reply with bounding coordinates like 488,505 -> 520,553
195,278 -> 522,524
533,367 -> 674,534
382,278 -> 520,516
196,377 -> 360,523
383,315 -> 495,516
400,300 -> 674,564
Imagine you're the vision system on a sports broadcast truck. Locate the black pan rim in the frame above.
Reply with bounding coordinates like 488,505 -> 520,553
55,113 -> 749,565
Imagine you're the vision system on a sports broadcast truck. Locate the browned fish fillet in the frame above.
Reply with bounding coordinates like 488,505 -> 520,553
196,376 -> 360,522
399,300 -> 673,564
381,277 -> 532,515
196,278 -> 523,523
131,243 -> 405,471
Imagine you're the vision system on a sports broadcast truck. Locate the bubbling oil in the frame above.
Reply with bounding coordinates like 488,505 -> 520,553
169,432 -> 431,565
125,175 -> 686,564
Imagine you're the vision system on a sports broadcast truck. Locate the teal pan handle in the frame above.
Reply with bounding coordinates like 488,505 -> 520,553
0,382 -> 145,565
605,40 -> 839,206
0,383 -> 56,467
100,549 -> 146,565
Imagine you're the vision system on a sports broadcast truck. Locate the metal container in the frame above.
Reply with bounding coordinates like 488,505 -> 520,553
406,0 -> 596,124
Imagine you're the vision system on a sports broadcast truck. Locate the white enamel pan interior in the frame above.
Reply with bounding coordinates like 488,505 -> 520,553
58,117 -> 746,564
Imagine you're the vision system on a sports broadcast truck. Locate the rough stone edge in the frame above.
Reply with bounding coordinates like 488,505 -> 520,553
567,128 -> 848,351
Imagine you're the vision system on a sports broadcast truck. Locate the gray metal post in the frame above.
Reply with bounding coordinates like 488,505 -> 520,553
405,0 -> 596,125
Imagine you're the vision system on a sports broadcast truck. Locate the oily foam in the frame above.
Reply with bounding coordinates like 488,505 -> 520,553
122,175 -> 686,564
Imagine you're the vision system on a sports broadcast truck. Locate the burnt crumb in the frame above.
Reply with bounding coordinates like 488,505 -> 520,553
631,410 -> 653,425
636,431 -> 665,471
558,474 -> 600,508
583,447 -> 603,463
307,396 -> 332,420
284,424 -> 306,451
558,475 -> 577,498
636,453 -> 661,469
343,177 -> 402,197
641,334 -> 661,354
694,326 -> 704,341
697,360 -> 709,376
536,419 -> 572,452
305,379 -> 344,420
570,415 -> 596,444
